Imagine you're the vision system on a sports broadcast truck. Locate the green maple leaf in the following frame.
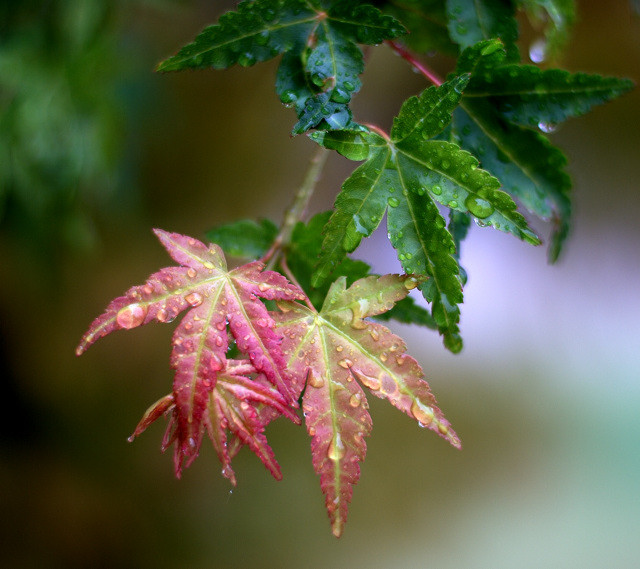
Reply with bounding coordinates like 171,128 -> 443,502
444,39 -> 633,259
157,0 -> 406,133
274,274 -> 460,537
311,75 -> 539,351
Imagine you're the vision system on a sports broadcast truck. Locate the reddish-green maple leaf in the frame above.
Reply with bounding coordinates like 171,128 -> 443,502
77,229 -> 305,476
273,274 -> 460,537
128,359 -> 298,484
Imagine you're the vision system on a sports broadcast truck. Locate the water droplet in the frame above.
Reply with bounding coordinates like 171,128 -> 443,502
343,81 -> 355,91
338,359 -> 353,369
255,30 -> 270,45
238,52 -> 256,67
157,308 -> 173,323
387,197 -> 399,208
537,122 -> 557,133
143,284 -> 154,295
216,321 -> 226,331
379,353 -> 388,362
280,89 -> 297,105
437,423 -> 449,435
327,433 -> 346,461
185,292 -> 203,307
464,195 -> 494,219
349,393 -> 362,407
529,38 -> 547,63
215,336 -> 223,347
308,372 -> 325,388
116,303 -> 147,329
351,369 -> 381,391
404,277 -> 418,290
410,400 -> 434,426
336,346 -> 343,352
203,261 -> 215,270
210,354 -> 223,371
448,200 -> 458,208
330,88 -> 350,103
187,268 -> 197,278
369,328 -> 380,341
432,185 -> 442,195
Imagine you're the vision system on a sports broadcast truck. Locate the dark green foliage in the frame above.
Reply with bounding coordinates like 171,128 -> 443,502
158,0 -> 405,132
310,76 -> 541,350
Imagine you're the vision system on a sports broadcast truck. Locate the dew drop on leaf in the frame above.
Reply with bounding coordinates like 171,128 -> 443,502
308,372 -> 325,388
432,185 -> 442,195
387,197 -> 399,208
238,52 -> 256,67
404,276 -> 418,289
327,433 -> 346,461
464,195 -> 494,219
538,122 -> 558,133
349,393 -> 362,408
410,399 -> 434,426
185,292 -> 203,307
338,359 -> 353,369
116,303 -> 147,329
352,369 -> 381,391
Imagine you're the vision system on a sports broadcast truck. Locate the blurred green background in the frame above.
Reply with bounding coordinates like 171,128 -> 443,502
1,1 -> 639,567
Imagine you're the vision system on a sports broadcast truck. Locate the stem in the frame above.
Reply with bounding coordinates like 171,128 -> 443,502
362,123 -> 390,140
280,256 -> 316,311
263,146 -> 329,270
387,40 -> 443,87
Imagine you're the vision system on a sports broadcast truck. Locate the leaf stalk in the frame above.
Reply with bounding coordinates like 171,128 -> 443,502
387,40 -> 443,87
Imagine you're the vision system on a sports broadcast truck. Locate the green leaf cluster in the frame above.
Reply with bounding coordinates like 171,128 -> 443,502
163,0 -> 632,352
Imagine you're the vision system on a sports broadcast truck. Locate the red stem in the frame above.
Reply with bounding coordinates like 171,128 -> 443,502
387,40 -> 443,87
362,123 -> 390,140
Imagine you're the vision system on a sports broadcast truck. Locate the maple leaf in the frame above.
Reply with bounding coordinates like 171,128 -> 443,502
77,229 -> 305,476
156,0 -> 406,133
310,75 -> 540,351
128,360 -> 298,484
444,39 -> 633,259
274,274 -> 460,537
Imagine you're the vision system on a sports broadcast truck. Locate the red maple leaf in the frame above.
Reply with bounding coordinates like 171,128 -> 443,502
77,229 -> 305,478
